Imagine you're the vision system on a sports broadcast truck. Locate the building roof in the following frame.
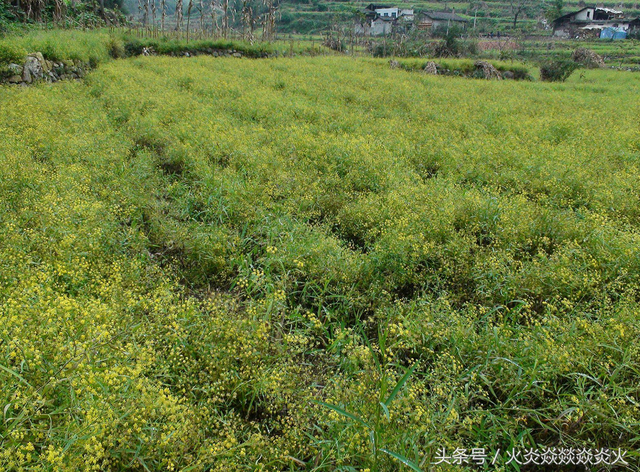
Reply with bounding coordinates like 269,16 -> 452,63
365,4 -> 392,11
597,7 -> 623,14
421,11 -> 468,22
553,6 -> 623,24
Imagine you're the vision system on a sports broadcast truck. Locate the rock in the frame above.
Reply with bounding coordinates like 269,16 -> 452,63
7,63 -> 23,76
28,52 -> 50,74
7,75 -> 22,84
63,60 -> 74,68
389,59 -> 400,69
474,60 -> 502,80
502,70 -> 515,80
22,56 -> 43,84
29,52 -> 45,62
232,52 -> 242,58
423,61 -> 438,75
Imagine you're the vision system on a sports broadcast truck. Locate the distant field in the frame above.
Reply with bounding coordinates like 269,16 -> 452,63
1,48 -> 640,470
520,39 -> 640,68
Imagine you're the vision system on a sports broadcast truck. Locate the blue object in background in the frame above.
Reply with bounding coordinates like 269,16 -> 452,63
600,27 -> 628,39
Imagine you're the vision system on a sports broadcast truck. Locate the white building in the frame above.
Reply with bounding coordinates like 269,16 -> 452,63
370,16 -> 395,35
552,7 -> 629,38
375,7 -> 399,18
357,4 -> 415,36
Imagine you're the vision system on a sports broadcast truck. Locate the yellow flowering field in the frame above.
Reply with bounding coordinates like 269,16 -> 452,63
1,54 -> 639,470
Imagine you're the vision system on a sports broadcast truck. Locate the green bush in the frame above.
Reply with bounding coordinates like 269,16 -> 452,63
0,42 -> 26,65
123,38 -> 144,57
107,36 -> 125,58
0,1 -> 20,34
540,58 -> 578,82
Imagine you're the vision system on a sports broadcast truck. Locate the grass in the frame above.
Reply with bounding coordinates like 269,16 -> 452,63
0,28 -> 331,67
521,39 -> 640,68
1,33 -> 640,471
394,57 -> 535,78
0,29 -> 115,65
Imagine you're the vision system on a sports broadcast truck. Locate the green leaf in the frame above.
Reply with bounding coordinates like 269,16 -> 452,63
380,448 -> 423,472
0,364 -> 34,389
379,401 -> 390,420
313,400 -> 370,429
384,363 -> 416,407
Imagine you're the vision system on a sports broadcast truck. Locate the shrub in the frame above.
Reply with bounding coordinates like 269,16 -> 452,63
107,36 -> 125,59
540,58 -> 578,82
429,27 -> 478,58
124,38 -> 144,57
0,2 -> 20,34
0,42 -> 26,65
465,38 -> 479,56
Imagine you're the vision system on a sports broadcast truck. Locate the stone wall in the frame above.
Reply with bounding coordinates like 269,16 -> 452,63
0,48 -> 274,86
1,52 -> 90,86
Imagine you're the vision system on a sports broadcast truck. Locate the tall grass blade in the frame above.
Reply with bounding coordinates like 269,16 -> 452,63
380,448 -> 423,472
384,363 -> 416,407
314,400 -> 370,429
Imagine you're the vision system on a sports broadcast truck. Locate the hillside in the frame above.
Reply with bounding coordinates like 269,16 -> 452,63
117,0 -> 640,34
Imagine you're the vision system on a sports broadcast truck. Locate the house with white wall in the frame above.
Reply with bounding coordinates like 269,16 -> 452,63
356,4 -> 415,36
417,11 -> 468,31
552,7 -> 630,38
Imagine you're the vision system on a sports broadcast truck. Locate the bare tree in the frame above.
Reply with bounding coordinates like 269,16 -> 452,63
222,0 -> 229,38
53,0 -> 65,22
186,0 -> 194,40
175,0 -> 184,30
261,0 -> 276,41
151,0 -> 157,34
161,0 -> 166,32
143,0 -> 149,27
241,0 -> 254,41
510,0 -> 532,28
210,0 -> 218,36
25,0 -> 45,21
199,0 -> 205,34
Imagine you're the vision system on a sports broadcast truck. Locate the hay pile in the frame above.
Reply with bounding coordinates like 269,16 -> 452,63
572,48 -> 605,68
474,60 -> 502,80
423,61 -> 438,75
